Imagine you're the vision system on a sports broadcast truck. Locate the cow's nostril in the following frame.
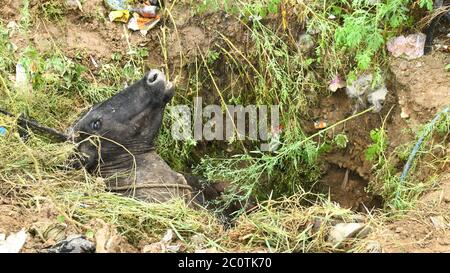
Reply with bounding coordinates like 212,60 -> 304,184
149,72 -> 158,83
147,69 -> 165,86
146,69 -> 166,87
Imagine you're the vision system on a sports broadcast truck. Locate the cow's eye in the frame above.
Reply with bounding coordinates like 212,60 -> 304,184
91,119 -> 102,130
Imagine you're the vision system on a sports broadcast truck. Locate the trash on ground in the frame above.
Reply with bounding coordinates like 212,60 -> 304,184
108,10 -> 130,23
0,229 -> 28,253
387,33 -> 426,60
367,86 -> 388,113
104,0 -> 129,10
141,229 -> 181,253
328,74 -> 346,92
435,44 -> 449,53
46,235 -> 95,253
130,5 -> 158,18
128,13 -> 160,36
66,0 -> 83,11
346,73 -> 388,113
6,21 -> 18,30
346,74 -> 373,99
90,55 -> 99,69
430,216 -> 447,230
314,120 -> 327,129
15,63 -> 28,87
0,127 -> 6,136
105,0 -> 161,35
328,223 -> 371,246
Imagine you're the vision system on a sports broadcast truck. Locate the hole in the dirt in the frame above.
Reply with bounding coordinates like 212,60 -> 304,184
318,164 -> 383,212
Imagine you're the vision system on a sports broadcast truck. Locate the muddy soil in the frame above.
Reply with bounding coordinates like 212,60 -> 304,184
309,50 -> 449,211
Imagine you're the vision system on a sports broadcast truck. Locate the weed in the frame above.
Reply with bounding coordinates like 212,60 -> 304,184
20,0 -> 31,31
40,0 -> 67,21
333,133 -> 348,149
367,109 -> 449,211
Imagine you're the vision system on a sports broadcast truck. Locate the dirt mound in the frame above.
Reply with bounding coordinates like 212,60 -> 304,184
369,174 -> 450,252
390,51 -> 450,126
312,49 -> 449,212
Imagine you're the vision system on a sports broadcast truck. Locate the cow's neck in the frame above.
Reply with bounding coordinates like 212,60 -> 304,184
96,150 -> 153,177
95,151 -> 192,203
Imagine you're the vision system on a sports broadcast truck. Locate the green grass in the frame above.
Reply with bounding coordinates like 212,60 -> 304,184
39,0 -> 68,21
367,109 -> 449,212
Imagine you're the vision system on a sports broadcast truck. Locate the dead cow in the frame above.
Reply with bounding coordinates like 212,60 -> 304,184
68,69 -> 193,203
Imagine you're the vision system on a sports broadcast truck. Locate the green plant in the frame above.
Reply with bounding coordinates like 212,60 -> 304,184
334,133 -> 348,149
419,0 -> 434,10
365,128 -> 388,163
20,0 -> 31,30
206,49 -> 220,65
368,109 -> 449,211
40,0 -> 67,21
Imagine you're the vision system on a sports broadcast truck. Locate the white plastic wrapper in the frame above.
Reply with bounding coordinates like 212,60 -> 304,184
387,33 -> 426,60
0,229 -> 27,253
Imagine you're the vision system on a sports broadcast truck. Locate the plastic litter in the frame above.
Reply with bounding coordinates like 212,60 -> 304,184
387,33 -> 427,60
15,63 -> 28,87
0,127 -> 6,136
328,223 -> 371,246
346,74 -> 373,99
328,74 -> 346,92
105,0 -> 161,35
108,10 -> 130,23
367,86 -> 388,113
314,120 -> 327,129
46,235 -> 95,253
142,229 -> 181,253
346,74 -> 388,113
104,0 -> 129,10
130,5 -> 158,18
6,20 -> 19,30
128,13 -> 160,36
0,229 -> 28,253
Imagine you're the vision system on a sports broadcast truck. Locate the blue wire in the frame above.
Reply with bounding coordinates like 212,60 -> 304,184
396,106 -> 449,199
